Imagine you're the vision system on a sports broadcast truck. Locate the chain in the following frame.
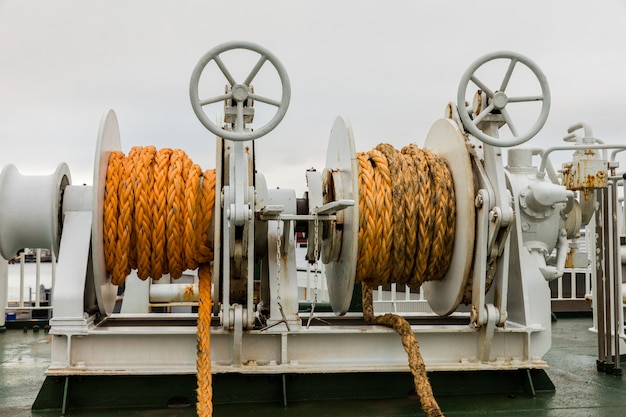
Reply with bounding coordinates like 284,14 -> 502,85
276,219 -> 282,305
307,209 -> 320,329
312,208 -> 320,305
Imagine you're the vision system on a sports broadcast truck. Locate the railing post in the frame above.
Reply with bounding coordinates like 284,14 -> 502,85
35,248 -> 41,308
0,256 -> 7,329
19,252 -> 25,308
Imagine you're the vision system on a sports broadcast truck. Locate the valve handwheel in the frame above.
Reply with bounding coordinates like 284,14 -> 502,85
457,51 -> 551,147
189,41 -> 291,142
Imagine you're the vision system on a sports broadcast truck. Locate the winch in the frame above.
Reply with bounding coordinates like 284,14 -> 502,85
0,41 -> 624,416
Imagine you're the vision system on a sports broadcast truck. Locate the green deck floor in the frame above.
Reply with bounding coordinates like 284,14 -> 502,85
1,315 -> 624,417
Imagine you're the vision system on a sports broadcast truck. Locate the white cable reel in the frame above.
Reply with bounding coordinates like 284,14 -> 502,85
189,41 -> 291,142
457,51 -> 551,147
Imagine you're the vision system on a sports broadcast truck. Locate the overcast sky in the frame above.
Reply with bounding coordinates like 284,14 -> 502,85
1,1 -> 626,195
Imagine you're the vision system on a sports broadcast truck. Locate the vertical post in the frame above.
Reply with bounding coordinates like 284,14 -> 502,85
35,248 -> 41,308
610,180 -> 622,374
51,251 -> 56,308
602,187 -> 613,371
0,255 -> 7,330
595,189 -> 606,369
19,252 -> 25,308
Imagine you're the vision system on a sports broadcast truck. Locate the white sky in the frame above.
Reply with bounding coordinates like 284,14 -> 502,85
1,0 -> 626,195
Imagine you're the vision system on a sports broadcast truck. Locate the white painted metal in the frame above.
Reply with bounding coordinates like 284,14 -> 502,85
92,110 -> 121,316
456,51 -> 551,147
265,188 -> 300,328
0,163 -> 70,259
2,44 -> 618,384
189,41 -> 291,142
120,272 -> 151,314
322,116 -> 359,315
0,255 -> 6,328
422,119 -> 476,315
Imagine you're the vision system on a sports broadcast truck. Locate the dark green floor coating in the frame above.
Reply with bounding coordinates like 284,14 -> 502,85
1,316 -> 624,416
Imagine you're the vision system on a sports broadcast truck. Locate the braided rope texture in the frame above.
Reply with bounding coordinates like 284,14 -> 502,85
356,144 -> 456,288
357,143 -> 456,417
103,146 -> 216,416
363,285 -> 443,417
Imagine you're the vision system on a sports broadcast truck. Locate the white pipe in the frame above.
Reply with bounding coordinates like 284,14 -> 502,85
19,252 -> 24,308
149,283 -> 199,303
531,229 -> 568,281
35,248 -> 41,308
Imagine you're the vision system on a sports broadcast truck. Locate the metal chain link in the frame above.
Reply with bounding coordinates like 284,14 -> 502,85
307,209 -> 320,328
276,219 -> 282,304
312,208 -> 320,305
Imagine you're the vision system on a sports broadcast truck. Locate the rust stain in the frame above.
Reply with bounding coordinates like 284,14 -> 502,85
183,284 -> 196,302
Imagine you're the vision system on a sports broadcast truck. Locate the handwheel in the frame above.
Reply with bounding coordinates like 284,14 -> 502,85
457,51 -> 551,147
189,41 -> 291,142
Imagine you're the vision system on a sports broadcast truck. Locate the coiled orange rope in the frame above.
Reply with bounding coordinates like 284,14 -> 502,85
356,143 -> 455,288
357,143 -> 455,417
103,146 -> 216,416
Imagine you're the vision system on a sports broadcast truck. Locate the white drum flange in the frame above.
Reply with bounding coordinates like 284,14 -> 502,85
322,116 -> 359,315
422,118 -> 476,315
91,110 -> 122,316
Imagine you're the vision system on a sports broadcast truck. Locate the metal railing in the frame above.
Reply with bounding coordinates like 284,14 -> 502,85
2,249 -> 55,324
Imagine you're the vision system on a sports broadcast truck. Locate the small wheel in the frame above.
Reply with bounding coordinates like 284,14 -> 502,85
457,51 -> 551,147
189,41 -> 291,142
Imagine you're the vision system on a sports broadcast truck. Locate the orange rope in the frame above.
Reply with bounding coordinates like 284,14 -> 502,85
103,146 -> 216,416
355,144 -> 455,288
356,143 -> 455,417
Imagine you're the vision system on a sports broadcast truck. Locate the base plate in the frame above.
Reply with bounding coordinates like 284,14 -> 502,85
422,119 -> 476,315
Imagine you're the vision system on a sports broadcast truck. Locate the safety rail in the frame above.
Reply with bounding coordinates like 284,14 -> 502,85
2,249 -> 55,324
1,248 -> 597,325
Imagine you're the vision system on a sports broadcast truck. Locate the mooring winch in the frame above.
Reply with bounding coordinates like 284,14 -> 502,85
0,41 -> 624,416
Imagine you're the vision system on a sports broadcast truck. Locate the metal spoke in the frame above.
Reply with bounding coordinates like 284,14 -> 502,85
501,108 -> 519,137
507,95 -> 544,103
499,58 -> 518,92
472,102 -> 495,126
235,100 -> 244,132
214,55 -> 237,86
469,75 -> 494,98
244,55 -> 267,86
248,93 -> 281,107
199,93 -> 232,106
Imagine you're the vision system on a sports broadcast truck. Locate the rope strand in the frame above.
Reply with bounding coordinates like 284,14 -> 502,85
357,143 -> 455,417
356,144 -> 455,287
103,146 -> 216,417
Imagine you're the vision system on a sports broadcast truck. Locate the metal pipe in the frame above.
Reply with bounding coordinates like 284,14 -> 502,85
0,255 -> 7,328
595,189 -> 606,368
602,187 -> 613,371
610,180 -> 622,374
538,144 -> 626,178
149,283 -> 199,303
19,252 -> 25,308
35,248 -> 41,308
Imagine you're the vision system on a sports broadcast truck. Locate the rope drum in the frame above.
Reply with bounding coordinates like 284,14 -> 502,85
102,146 -> 216,417
103,147 -> 216,285
356,143 -> 456,288
357,143 -> 456,417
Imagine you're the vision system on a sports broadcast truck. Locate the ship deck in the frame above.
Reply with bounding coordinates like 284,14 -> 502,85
1,314 -> 624,417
